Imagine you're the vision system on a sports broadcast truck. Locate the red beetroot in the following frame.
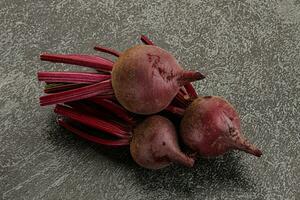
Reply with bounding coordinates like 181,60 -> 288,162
130,115 -> 194,169
180,96 -> 262,158
39,35 -> 203,114
112,44 -> 204,114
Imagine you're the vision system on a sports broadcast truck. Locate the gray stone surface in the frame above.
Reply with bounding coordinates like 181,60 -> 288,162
0,0 -> 299,199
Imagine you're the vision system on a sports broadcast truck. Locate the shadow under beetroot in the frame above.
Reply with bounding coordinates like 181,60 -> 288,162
45,116 -> 258,197
131,152 -> 258,197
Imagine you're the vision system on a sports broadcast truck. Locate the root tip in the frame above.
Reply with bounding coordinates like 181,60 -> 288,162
194,72 -> 206,80
40,53 -> 48,60
253,148 -> 263,157
186,157 -> 195,168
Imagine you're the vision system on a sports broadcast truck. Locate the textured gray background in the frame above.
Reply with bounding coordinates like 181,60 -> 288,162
0,0 -> 299,199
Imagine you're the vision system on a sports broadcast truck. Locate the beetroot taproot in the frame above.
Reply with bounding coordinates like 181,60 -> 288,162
180,96 -> 262,158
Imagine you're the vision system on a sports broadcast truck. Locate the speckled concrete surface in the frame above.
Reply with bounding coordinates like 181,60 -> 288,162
0,0 -> 299,199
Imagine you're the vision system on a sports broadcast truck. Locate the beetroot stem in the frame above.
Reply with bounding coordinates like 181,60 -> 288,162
94,45 -> 121,57
165,105 -> 185,116
38,71 -> 111,84
66,101 -> 112,119
178,88 -> 190,100
184,83 -> 198,99
90,98 -> 135,124
40,80 -> 113,106
58,119 -> 129,146
55,104 -> 129,138
173,92 -> 190,108
40,53 -> 114,71
65,100 -> 131,130
44,83 -> 87,94
179,88 -> 188,96
140,35 -> 155,45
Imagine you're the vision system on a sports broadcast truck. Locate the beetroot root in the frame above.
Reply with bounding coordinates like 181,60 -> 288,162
112,45 -> 204,114
180,96 -> 262,158
130,115 -> 195,169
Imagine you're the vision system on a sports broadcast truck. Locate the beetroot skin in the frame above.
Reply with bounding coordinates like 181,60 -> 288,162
130,115 -> 194,169
180,96 -> 262,158
112,45 -> 204,114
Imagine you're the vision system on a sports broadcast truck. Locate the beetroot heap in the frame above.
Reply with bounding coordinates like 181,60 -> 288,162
38,35 -> 262,170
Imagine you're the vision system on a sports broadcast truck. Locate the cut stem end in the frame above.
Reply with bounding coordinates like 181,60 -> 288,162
178,71 -> 206,86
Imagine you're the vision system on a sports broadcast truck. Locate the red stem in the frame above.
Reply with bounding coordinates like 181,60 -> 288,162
66,100 -> 131,131
55,104 -> 129,139
65,101 -> 112,119
94,45 -> 121,57
40,80 -> 113,106
58,119 -> 129,146
90,98 -> 135,124
173,92 -> 190,108
184,83 -> 198,99
179,88 -> 190,101
40,53 -> 114,71
44,83 -> 87,94
165,105 -> 185,116
179,87 -> 188,96
38,71 -> 111,84
140,35 -> 155,45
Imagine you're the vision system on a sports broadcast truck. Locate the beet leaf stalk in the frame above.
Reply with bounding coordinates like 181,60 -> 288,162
40,53 -> 114,72
55,100 -> 132,147
55,104 -> 130,139
94,45 -> 121,57
40,80 -> 113,106
38,71 -> 111,84
58,119 -> 130,147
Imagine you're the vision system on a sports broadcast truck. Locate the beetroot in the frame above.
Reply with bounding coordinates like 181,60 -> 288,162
130,115 -> 194,169
39,35 -> 204,114
180,96 -> 262,158
112,44 -> 204,114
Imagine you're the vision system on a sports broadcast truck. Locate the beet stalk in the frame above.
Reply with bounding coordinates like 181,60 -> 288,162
38,71 -> 110,84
